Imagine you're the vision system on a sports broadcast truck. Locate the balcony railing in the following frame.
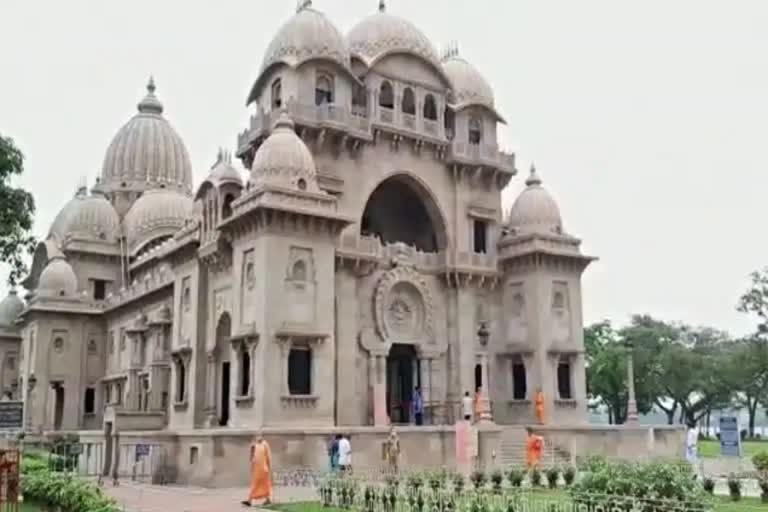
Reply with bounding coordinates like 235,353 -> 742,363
448,141 -> 515,172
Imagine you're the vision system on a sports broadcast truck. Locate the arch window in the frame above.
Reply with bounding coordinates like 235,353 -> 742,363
271,78 -> 282,110
511,355 -> 527,400
315,74 -> 334,105
553,291 -> 565,310
239,345 -> 251,397
175,359 -> 187,403
557,356 -> 572,399
444,107 -> 455,140
379,81 -> 394,109
222,194 -> 235,219
288,346 -> 312,395
423,94 -> 437,121
469,117 -> 483,145
352,84 -> 368,114
401,87 -> 416,115
291,260 -> 307,282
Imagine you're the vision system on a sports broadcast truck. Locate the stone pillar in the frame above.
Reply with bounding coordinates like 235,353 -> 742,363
625,342 -> 639,424
477,352 -> 493,423
373,354 -> 387,427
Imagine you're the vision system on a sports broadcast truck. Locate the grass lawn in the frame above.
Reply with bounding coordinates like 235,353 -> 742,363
268,493 -> 768,512
699,440 -> 768,459
20,504 -> 42,512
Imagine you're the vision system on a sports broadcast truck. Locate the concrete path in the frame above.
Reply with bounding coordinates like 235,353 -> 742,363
104,483 -> 316,512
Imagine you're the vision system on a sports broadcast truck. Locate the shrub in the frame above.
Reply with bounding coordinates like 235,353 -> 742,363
407,473 -> 423,490
22,467 -> 119,511
544,467 -> 558,489
562,466 -> 576,487
453,472 -> 464,492
753,451 -> 768,473
530,468 -> 542,487
702,477 -> 715,495
470,469 -> 486,490
727,475 -> 742,502
759,476 -> 768,504
490,470 -> 503,492
506,468 -> 524,488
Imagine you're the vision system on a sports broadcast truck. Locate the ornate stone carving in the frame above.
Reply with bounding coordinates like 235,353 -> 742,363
374,265 -> 433,344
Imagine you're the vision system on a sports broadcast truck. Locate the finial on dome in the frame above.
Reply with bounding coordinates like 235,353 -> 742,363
137,76 -> 164,115
525,163 -> 542,187
296,0 -> 312,12
379,0 -> 386,12
273,108 -> 295,131
441,41 -> 460,62
75,176 -> 88,197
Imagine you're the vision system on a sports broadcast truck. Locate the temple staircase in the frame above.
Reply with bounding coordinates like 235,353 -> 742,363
497,426 -> 573,469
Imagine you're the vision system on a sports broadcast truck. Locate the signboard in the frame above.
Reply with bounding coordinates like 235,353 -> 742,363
136,444 -> 151,457
719,416 -> 741,457
0,401 -> 23,430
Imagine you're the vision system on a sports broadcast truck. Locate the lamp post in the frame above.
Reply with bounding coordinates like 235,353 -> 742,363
624,341 -> 639,425
477,322 -> 493,423
26,374 -> 37,433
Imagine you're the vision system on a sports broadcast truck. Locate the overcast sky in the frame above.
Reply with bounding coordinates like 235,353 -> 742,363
1,0 -> 766,336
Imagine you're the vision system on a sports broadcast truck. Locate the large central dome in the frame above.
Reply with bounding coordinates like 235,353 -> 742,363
99,79 -> 193,195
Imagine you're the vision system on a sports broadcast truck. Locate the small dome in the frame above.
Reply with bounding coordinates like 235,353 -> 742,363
100,78 -> 193,195
0,291 -> 24,328
347,4 -> 445,82
48,188 -> 120,243
507,165 -> 563,235
123,188 -> 194,254
250,112 -> 320,192
247,3 -> 351,105
443,56 -> 494,109
38,257 -> 78,297
195,150 -> 244,199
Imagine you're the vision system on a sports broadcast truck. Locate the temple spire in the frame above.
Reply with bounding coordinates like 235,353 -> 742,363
379,0 -> 386,12
137,75 -> 163,114
525,162 -> 542,187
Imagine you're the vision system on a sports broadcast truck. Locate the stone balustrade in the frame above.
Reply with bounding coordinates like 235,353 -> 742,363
448,141 -> 515,173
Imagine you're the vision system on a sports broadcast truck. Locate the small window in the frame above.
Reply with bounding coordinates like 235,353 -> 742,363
292,260 -> 307,282
401,87 -> 415,115
315,74 -> 333,105
553,291 -> 565,309
379,81 -> 394,109
288,347 -> 312,395
424,94 -> 437,121
473,220 -> 488,254
53,337 -> 65,352
84,387 -> 96,414
352,84 -> 368,110
183,286 -> 191,311
189,446 -> 199,465
87,340 -> 98,355
240,347 -> 251,396
512,356 -> 527,400
557,357 -> 572,399
469,117 -> 482,145
297,178 -> 307,191
5,357 -> 14,370
271,78 -> 282,110
222,194 -> 235,219
176,360 -> 186,402
115,382 -> 123,405
444,107 -> 455,139
93,279 -> 107,300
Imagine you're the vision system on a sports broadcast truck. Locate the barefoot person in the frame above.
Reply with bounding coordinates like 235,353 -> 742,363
525,427 -> 544,471
242,431 -> 272,507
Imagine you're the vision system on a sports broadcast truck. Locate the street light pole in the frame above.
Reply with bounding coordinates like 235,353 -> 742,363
625,341 -> 639,424
477,322 -> 493,423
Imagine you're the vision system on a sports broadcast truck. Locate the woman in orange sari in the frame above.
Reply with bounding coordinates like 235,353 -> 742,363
242,432 -> 273,507
534,388 -> 545,425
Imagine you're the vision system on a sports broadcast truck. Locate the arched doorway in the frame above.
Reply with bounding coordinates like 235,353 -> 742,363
215,313 -> 232,427
386,344 -> 420,424
360,174 -> 447,252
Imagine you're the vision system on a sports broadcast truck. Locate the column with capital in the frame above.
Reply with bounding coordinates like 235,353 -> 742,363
625,340 -> 639,424
477,322 -> 494,423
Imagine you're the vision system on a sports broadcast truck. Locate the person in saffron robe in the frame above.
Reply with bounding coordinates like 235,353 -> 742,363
525,427 -> 544,471
534,388 -> 545,424
242,431 -> 272,507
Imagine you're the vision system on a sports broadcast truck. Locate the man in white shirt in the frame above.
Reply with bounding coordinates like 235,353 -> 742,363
338,434 -> 352,473
461,390 -> 473,422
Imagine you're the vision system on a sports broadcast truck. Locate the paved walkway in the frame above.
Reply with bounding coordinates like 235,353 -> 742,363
105,483 -> 315,512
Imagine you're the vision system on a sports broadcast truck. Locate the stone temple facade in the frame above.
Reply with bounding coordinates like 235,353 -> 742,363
1,2 -> 629,480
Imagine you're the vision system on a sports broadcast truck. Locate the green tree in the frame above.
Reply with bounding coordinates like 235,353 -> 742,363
738,268 -> 768,334
728,337 -> 768,437
0,134 -> 36,285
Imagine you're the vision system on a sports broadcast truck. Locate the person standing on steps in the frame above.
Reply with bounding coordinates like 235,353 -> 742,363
525,427 -> 544,471
534,388 -> 545,425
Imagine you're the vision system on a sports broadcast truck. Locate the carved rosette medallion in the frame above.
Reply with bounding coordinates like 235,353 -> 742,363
374,265 -> 434,344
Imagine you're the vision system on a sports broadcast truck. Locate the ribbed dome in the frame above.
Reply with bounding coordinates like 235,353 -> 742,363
100,78 -> 193,195
507,165 -> 563,235
123,188 -> 194,253
0,291 -> 24,328
250,113 -> 320,192
48,188 -> 120,243
38,257 -> 79,297
247,4 -> 351,105
210,151 -> 243,187
347,4 -> 443,77
443,56 -> 494,109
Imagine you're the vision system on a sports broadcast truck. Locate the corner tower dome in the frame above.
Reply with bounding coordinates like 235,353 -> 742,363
507,165 -> 564,235
347,1 -> 449,85
99,78 -> 193,196
123,188 -> 194,255
442,54 -> 505,123
246,1 -> 353,105
37,256 -> 79,297
250,112 -> 320,193
0,290 -> 24,329
48,185 -> 121,244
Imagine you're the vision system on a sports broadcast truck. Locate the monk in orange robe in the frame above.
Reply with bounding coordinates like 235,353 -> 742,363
242,432 -> 272,507
534,389 -> 545,424
525,427 -> 544,470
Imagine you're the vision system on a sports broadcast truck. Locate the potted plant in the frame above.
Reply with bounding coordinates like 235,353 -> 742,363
727,475 -> 742,502
562,466 -> 576,487
545,467 -> 559,489
470,469 -> 487,490
530,468 -> 542,488
453,472 -> 464,493
490,469 -> 503,493
702,477 -> 715,495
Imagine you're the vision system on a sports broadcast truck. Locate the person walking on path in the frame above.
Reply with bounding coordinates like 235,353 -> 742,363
338,434 -> 352,474
525,427 -> 544,471
328,434 -> 341,473
242,431 -> 272,507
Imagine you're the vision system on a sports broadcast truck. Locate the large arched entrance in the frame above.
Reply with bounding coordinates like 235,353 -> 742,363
215,313 -> 232,427
386,344 -> 420,424
361,174 -> 447,252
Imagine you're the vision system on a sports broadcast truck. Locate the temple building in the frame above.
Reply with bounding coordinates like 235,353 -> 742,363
0,1 -> 653,484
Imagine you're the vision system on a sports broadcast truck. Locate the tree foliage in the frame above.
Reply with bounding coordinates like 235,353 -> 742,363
0,134 -> 36,285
